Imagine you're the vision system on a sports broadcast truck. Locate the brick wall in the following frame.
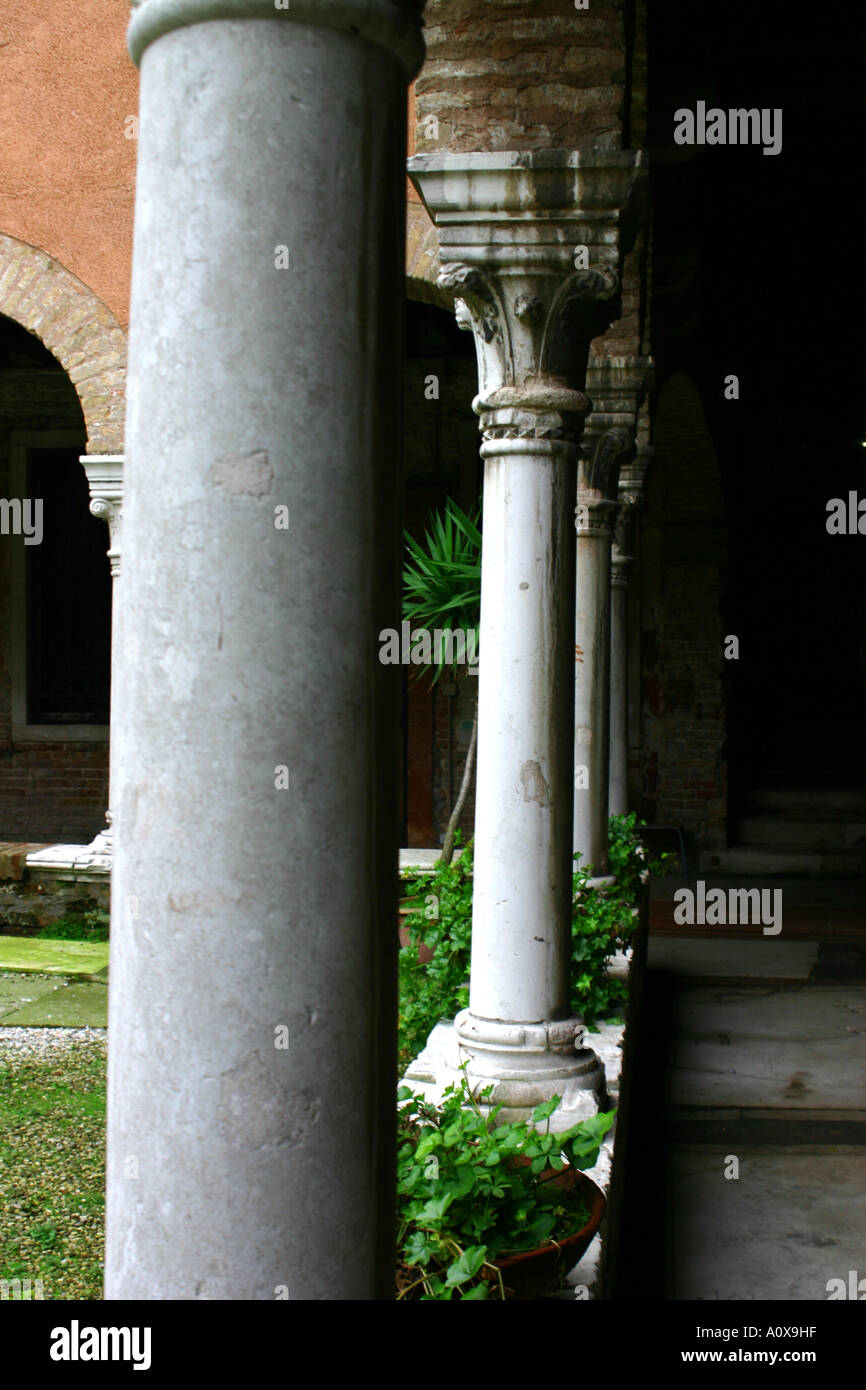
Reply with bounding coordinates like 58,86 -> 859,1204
415,0 -> 630,152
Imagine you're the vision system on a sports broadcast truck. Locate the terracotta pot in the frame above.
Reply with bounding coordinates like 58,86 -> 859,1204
491,1169 -> 605,1300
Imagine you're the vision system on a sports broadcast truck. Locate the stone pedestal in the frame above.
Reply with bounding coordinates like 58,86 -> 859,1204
408,152 -> 646,1126
105,0 -> 423,1301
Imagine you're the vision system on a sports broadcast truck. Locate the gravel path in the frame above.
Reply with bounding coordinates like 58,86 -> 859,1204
0,1026 -> 106,1060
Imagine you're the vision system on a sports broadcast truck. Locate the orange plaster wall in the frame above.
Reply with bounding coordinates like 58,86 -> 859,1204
0,8 -> 419,330
0,0 -> 138,330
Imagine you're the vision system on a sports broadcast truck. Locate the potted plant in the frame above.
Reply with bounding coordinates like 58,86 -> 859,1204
396,1073 -> 614,1300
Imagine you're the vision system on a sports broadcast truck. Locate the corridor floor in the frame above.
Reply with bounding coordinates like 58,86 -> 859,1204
615,884 -> 866,1301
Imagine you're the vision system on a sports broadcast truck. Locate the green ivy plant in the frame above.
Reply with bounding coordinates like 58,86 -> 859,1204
399,833 -> 474,1067
399,814 -> 668,1065
396,1072 -> 615,1300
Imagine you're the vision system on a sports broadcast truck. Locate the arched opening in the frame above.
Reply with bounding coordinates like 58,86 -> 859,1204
0,313 -> 111,841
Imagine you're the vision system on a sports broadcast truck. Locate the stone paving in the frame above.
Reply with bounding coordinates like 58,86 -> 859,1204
653,938 -> 866,1301
0,936 -> 108,1029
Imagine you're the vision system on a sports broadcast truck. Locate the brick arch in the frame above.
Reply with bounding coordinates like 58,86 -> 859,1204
0,233 -> 126,454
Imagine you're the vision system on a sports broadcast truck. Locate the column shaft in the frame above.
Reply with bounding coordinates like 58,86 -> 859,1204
106,2 -> 422,1300
608,556 -> 632,817
470,445 -> 576,1023
574,500 -> 616,873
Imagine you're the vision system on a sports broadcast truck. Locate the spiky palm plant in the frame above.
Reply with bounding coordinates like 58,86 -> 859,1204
403,496 -> 481,865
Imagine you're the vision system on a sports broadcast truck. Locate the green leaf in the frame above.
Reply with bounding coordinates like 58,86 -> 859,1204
444,1245 -> 488,1287
531,1097 -> 561,1125
415,1192 -> 454,1224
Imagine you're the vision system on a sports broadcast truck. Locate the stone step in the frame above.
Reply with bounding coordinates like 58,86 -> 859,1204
703,843 -> 866,876
743,787 -> 866,816
733,816 -> 866,848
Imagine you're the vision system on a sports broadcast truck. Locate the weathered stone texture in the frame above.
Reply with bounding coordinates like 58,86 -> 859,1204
415,0 -> 628,152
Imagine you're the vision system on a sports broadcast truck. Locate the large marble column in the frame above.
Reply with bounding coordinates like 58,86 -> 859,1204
574,359 -> 649,873
408,153 -> 645,1126
609,444 -> 652,817
106,0 -> 423,1301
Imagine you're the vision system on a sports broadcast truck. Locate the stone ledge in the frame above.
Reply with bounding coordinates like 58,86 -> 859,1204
24,844 -> 111,883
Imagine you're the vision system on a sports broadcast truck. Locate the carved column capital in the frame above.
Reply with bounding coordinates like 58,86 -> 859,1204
80,454 -> 124,578
580,355 -> 652,498
412,151 -> 648,453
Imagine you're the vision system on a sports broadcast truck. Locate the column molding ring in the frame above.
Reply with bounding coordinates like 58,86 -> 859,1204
129,0 -> 425,75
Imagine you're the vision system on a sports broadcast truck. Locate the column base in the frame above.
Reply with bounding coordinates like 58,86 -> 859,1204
403,1014 -> 606,1130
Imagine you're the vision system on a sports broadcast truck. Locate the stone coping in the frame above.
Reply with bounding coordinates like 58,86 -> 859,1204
24,844 -> 110,882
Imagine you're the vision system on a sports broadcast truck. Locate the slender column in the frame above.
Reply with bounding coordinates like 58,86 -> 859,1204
107,0 -> 423,1301
574,359 -> 650,872
409,153 -> 646,1125
609,443 -> 652,816
77,455 -> 124,871
609,552 -> 633,818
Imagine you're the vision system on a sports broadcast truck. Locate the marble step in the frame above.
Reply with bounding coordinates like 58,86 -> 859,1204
733,816 -> 866,848
703,843 -> 866,876
743,787 -> 866,817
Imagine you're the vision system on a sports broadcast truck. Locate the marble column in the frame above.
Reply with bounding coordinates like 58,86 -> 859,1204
106,0 -> 423,1301
408,152 -> 646,1126
608,551 -> 633,819
609,444 -> 652,817
574,359 -> 650,873
76,454 -> 124,872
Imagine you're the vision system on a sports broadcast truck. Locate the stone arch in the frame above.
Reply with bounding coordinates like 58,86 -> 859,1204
405,199 -> 452,310
652,370 -> 725,522
0,233 -> 126,453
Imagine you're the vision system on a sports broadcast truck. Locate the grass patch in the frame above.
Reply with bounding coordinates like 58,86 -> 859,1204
0,1039 -> 106,1299
0,937 -> 108,979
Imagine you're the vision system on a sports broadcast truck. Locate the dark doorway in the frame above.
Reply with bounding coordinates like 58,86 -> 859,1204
646,0 -> 866,800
